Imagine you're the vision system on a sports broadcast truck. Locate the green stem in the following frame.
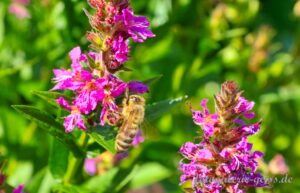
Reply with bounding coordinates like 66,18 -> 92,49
63,132 -> 89,184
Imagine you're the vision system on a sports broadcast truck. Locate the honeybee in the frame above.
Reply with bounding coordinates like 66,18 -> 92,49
115,95 -> 145,153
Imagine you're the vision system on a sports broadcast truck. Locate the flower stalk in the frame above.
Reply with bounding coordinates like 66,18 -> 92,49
51,0 -> 154,133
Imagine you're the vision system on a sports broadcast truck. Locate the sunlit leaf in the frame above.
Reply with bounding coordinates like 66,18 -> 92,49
82,168 -> 119,193
130,162 -> 171,188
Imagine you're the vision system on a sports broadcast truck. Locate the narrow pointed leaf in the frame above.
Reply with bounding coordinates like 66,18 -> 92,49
12,105 -> 84,158
32,91 -> 70,107
145,95 -> 188,121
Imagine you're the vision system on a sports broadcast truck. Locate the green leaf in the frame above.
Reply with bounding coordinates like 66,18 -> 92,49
53,184 -> 90,193
114,165 -> 140,192
49,138 -> 69,179
145,95 -> 188,121
32,90 -> 68,107
25,168 -> 47,193
12,105 -> 84,158
83,165 -> 139,193
143,74 -> 163,85
88,125 -> 116,153
130,162 -> 171,189
82,168 -> 119,193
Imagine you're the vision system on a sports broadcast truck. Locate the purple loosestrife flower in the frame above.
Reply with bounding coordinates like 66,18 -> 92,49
56,97 -> 86,133
179,81 -> 267,193
112,35 -> 129,63
52,0 -> 154,137
115,8 -> 156,43
192,99 -> 218,137
52,46 -> 149,132
128,80 -> 149,94
85,0 -> 155,72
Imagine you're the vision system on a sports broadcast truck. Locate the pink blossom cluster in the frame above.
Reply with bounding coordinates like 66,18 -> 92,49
51,47 -> 149,133
85,0 -> 155,72
51,0 -> 154,133
179,81 -> 267,193
51,0 -> 155,133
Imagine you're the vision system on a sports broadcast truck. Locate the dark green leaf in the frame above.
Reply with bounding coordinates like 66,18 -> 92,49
49,138 -> 69,179
88,125 -> 116,153
32,90 -> 69,107
145,95 -> 188,121
12,105 -> 84,158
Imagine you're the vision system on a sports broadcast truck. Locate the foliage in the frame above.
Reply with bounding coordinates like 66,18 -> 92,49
1,0 -> 300,192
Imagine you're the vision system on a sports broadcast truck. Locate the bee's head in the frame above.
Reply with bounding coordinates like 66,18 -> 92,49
127,95 -> 145,105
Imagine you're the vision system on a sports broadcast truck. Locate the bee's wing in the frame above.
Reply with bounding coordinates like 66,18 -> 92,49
119,110 -> 139,132
140,118 -> 159,140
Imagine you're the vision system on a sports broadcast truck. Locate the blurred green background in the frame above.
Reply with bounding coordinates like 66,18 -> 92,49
1,0 -> 300,192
